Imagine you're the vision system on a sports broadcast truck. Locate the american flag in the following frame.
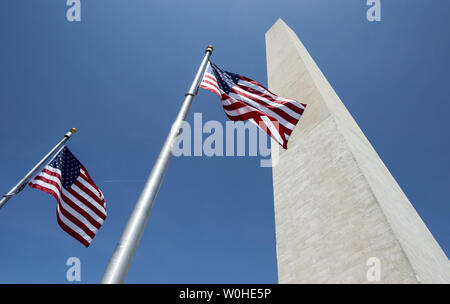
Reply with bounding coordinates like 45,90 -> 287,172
199,61 -> 306,149
29,147 -> 106,247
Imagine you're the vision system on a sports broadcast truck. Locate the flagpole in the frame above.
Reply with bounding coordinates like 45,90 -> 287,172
0,128 -> 77,210
101,45 -> 214,284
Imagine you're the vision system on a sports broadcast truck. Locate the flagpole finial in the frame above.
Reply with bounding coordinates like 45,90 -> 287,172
206,45 -> 213,54
65,128 -> 77,138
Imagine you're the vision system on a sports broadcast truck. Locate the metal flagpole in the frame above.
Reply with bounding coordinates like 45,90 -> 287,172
101,45 -> 214,284
0,128 -> 77,210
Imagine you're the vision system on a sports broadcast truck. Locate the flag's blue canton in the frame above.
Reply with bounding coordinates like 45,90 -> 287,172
49,147 -> 82,190
210,63 -> 240,95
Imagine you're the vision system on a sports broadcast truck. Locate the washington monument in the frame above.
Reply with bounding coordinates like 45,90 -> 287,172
266,19 -> 450,283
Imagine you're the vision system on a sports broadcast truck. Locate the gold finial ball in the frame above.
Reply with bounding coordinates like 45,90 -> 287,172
206,45 -> 214,52
70,128 -> 77,134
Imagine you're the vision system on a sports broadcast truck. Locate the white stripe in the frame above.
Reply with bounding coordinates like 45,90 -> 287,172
41,165 -> 62,176
225,94 -> 296,131
98,189 -> 105,204
38,171 -> 63,189
222,107 -> 285,146
200,75 -> 219,88
222,100 -> 261,118
80,168 -> 105,201
77,173 -> 102,201
30,179 -> 61,199
221,102 -> 291,143
227,92 -> 295,130
203,70 -> 301,124
261,115 -> 284,146
239,79 -> 277,98
201,72 -> 220,88
59,198 -> 98,233
57,204 -> 92,243
31,177 -> 105,226
200,63 -> 297,148
207,76 -> 301,123
77,176 -> 105,211
233,85 -> 302,120
203,71 -> 216,80
200,82 -> 221,96
37,170 -> 105,223
71,183 -> 107,215
239,79 -> 305,109
61,188 -> 105,225
252,117 -> 287,146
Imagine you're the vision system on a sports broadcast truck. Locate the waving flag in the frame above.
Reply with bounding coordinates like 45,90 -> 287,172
199,61 -> 306,149
29,147 -> 106,247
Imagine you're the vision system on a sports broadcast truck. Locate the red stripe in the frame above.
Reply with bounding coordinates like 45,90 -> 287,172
29,182 -> 61,203
41,168 -> 61,179
254,116 -> 288,149
66,187 -> 107,220
237,83 -> 305,115
80,167 -> 99,189
200,84 -> 221,98
80,175 -> 104,204
80,166 -> 106,207
57,202 -> 96,239
229,87 -> 300,125
32,175 -> 62,194
73,179 -> 104,207
221,100 -> 248,111
32,174 -> 104,228
239,75 -> 280,96
29,181 -> 96,244
80,167 -> 103,197
238,80 -> 305,111
201,79 -> 220,92
239,76 -> 306,113
79,173 -> 99,195
30,179 -> 96,234
200,70 -> 302,149
221,105 -> 288,148
252,116 -> 277,146
257,115 -> 289,149
29,164 -> 104,248
221,97 -> 297,135
56,210 -> 90,247
224,105 -> 293,138
29,181 -> 100,243
222,96 -> 294,137
60,192 -> 103,228
79,172 -> 105,206
204,73 -> 217,82
61,197 -> 101,229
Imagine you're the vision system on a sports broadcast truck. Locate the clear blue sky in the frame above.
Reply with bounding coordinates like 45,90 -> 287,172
0,0 -> 449,283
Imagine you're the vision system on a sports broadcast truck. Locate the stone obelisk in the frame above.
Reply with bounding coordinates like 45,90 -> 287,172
266,19 -> 450,283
